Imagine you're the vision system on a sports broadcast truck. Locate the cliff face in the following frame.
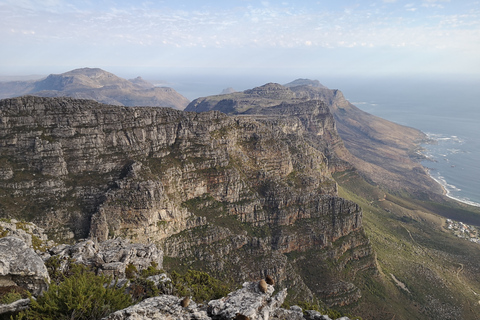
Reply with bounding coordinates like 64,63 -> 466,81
187,81 -> 440,196
0,95 -> 375,306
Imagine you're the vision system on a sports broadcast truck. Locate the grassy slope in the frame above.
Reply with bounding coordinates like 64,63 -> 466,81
334,170 -> 480,320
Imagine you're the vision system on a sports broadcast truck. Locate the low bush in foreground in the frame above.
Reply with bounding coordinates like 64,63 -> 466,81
16,265 -> 132,320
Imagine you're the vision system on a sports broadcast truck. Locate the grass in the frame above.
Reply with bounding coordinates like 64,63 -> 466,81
334,169 -> 480,320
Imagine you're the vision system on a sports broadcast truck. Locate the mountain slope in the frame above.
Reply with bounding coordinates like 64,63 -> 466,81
0,95 -> 376,309
0,68 -> 190,110
185,80 -> 442,198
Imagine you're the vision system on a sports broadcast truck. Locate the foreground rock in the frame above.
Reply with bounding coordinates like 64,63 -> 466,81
0,236 -> 50,296
104,280 -> 352,320
47,237 -> 163,277
208,281 -> 285,319
103,295 -> 210,320
0,298 -> 30,316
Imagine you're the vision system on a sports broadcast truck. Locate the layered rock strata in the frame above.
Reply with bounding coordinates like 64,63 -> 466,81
0,96 -> 375,306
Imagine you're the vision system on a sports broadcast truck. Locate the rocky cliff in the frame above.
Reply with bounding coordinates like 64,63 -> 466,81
186,80 -> 440,197
0,95 -> 376,307
0,68 -> 190,110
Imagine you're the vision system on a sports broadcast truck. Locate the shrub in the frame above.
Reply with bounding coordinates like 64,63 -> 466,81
16,264 -> 132,320
139,261 -> 164,278
0,291 -> 23,305
129,278 -> 159,302
125,263 -> 137,279
168,269 -> 230,303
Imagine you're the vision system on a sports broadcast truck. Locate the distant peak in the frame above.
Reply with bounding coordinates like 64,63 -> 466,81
284,79 -> 326,88
220,87 -> 236,95
129,76 -> 154,89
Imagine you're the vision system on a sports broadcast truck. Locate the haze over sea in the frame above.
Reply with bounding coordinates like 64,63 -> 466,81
149,73 -> 480,208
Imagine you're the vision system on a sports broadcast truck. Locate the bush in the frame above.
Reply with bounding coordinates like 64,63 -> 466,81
139,261 -> 164,278
16,264 -> 132,320
0,291 -> 23,305
168,269 -> 231,303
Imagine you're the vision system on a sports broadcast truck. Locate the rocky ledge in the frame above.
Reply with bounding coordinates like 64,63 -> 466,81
104,280 -> 352,320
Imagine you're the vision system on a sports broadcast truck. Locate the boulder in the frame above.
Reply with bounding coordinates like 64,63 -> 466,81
102,295 -> 210,320
0,236 -> 50,296
208,281 -> 286,320
0,298 -> 30,315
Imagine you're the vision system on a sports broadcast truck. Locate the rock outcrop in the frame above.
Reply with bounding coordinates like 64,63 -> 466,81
0,95 -> 376,307
103,280 -> 352,320
0,236 -> 50,296
46,238 -> 163,277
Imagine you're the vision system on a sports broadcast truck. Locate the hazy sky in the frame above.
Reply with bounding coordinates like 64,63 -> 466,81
1,0 -> 479,77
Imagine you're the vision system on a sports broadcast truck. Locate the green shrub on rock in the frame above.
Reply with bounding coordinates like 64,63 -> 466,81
168,269 -> 231,303
16,264 -> 132,320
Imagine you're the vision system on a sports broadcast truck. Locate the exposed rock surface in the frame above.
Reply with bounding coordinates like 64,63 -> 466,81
0,68 -> 190,110
103,281 -> 351,320
0,95 -> 375,307
208,281 -> 284,319
47,237 -> 163,277
0,236 -> 50,296
0,298 -> 30,315
186,80 -> 440,195
0,219 -> 52,250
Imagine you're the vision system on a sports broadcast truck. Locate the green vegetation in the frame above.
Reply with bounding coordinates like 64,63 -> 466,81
333,169 -> 480,319
168,269 -> 231,303
0,287 -> 26,305
16,264 -> 132,320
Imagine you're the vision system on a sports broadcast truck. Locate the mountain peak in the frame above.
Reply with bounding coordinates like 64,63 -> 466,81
284,79 -> 326,88
0,68 -> 189,109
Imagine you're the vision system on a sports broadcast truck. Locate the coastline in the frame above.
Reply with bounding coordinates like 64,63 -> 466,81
426,169 -> 480,208
418,133 -> 480,209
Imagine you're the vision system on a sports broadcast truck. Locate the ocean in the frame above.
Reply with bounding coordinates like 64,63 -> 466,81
147,73 -> 480,208
326,75 -> 480,208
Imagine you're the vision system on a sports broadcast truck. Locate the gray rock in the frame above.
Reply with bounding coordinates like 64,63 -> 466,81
304,310 -> 332,320
0,220 -> 49,249
0,236 -> 50,296
208,281 -> 286,320
0,298 -> 30,315
270,306 -> 304,320
102,295 -> 210,320
48,237 -> 163,278
146,273 -> 171,286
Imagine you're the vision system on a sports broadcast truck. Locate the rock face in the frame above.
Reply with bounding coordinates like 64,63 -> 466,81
0,95 -> 376,307
186,80 -> 439,195
47,238 -> 163,278
0,68 -> 190,110
0,236 -> 50,296
103,281 -> 351,320
208,281 -> 285,319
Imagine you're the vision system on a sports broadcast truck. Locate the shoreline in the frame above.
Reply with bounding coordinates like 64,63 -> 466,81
426,170 -> 480,208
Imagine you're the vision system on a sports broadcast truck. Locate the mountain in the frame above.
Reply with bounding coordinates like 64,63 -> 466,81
0,95 -> 375,309
1,80 -> 480,319
0,68 -> 190,110
185,80 -> 441,198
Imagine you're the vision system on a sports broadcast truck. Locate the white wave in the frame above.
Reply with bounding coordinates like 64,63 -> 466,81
428,173 -> 480,207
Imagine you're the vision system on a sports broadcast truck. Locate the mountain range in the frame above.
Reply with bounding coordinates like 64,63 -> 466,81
0,68 -> 189,110
1,68 -> 480,319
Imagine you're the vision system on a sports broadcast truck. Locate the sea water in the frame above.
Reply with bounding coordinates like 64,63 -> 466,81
147,73 -> 480,207
322,75 -> 480,207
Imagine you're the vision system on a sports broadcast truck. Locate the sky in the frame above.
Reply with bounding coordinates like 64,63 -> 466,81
1,0 -> 480,78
